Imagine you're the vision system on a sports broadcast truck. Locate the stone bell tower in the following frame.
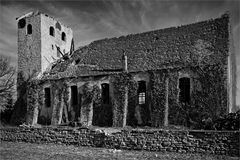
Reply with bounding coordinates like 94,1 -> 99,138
16,11 -> 73,96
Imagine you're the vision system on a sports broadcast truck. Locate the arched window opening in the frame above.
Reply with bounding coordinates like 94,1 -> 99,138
75,59 -> 80,64
55,22 -> 61,30
138,81 -> 146,105
62,32 -> 66,41
27,24 -> 32,34
44,88 -> 51,108
71,86 -> 78,105
18,19 -> 26,28
101,83 -> 110,104
179,77 -> 190,103
49,26 -> 55,36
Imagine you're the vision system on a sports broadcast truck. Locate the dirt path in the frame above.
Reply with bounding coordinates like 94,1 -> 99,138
0,141 -> 238,160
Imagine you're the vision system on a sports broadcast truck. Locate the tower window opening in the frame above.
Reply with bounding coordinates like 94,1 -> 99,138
101,83 -> 110,104
179,77 -> 190,103
71,86 -> 78,105
62,32 -> 66,41
75,59 -> 80,64
138,81 -> 146,105
55,22 -> 61,30
27,24 -> 32,34
18,19 -> 26,28
49,26 -> 55,36
44,88 -> 51,108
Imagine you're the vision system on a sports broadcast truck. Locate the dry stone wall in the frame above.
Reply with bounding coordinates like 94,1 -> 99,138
0,127 -> 239,157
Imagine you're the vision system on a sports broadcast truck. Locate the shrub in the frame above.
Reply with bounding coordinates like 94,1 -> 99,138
213,110 -> 240,131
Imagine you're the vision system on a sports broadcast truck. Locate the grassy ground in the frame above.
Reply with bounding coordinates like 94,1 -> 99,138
0,141 -> 238,160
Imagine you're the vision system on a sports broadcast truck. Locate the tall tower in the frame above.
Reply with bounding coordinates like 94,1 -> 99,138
16,11 -> 73,96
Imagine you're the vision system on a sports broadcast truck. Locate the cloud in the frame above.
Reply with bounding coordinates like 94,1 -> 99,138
0,5 -> 23,65
0,0 -> 240,104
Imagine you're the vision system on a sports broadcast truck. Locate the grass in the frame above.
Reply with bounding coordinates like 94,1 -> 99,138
0,141 -> 238,160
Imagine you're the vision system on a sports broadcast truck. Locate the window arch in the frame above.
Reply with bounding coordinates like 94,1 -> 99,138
179,77 -> 190,103
55,22 -> 61,30
49,26 -> 55,36
61,32 -> 66,41
18,19 -> 26,28
27,24 -> 32,34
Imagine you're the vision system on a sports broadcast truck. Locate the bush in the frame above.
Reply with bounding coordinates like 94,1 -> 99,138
177,104 -> 239,131
0,95 -> 14,125
0,108 -> 14,125
213,110 -> 240,131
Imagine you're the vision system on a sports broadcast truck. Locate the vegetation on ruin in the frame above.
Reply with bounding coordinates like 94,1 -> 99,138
213,110 -> 240,130
111,73 -> 138,127
81,83 -> 101,126
149,71 -> 168,127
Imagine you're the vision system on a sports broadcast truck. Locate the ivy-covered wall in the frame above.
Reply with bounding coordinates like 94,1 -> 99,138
167,65 -> 228,129
168,71 -> 180,125
26,76 -> 112,126
26,82 -> 40,125
190,64 -> 228,126
111,73 -> 132,127
149,71 -> 167,127
26,61 -> 228,129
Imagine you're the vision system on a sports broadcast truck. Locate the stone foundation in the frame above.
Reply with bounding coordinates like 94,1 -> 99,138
0,127 -> 239,157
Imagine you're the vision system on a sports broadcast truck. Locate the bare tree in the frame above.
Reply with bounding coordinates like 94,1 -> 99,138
0,55 -> 15,112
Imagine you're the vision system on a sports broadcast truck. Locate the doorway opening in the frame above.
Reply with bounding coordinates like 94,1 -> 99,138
93,83 -> 113,127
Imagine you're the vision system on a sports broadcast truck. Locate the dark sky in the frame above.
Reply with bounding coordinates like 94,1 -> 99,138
0,0 -> 239,104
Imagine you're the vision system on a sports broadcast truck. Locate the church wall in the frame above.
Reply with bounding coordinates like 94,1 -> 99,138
38,83 -> 52,124
26,63 -> 228,129
167,64 -> 228,129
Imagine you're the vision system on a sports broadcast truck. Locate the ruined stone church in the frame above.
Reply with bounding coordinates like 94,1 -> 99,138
16,11 -> 236,128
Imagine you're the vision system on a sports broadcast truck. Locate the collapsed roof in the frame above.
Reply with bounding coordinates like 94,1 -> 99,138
42,13 -> 230,80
